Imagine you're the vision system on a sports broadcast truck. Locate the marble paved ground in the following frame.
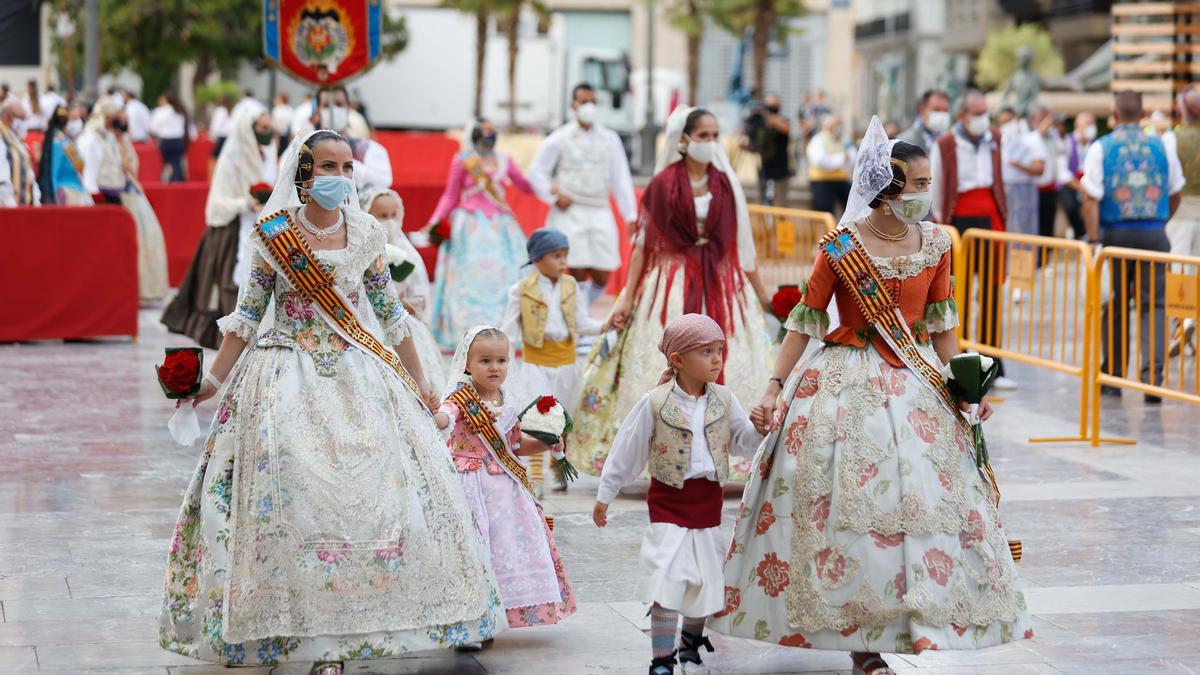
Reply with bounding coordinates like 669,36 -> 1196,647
3,307 -> 1200,674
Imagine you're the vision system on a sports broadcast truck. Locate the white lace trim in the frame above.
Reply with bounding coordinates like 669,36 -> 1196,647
784,306 -> 830,340
383,311 -> 412,345
216,312 -> 259,342
857,222 -> 951,281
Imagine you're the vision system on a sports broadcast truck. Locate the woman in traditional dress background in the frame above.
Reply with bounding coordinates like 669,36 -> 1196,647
426,118 -> 533,348
77,96 -> 168,302
36,104 -> 92,205
710,118 -> 1029,675
162,102 -> 277,349
362,186 -> 448,394
159,131 -> 504,673
568,107 -> 774,480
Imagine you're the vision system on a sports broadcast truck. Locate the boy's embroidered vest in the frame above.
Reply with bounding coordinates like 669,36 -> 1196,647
1175,125 -> 1200,198
1099,125 -> 1171,226
647,381 -> 732,489
519,273 -> 577,367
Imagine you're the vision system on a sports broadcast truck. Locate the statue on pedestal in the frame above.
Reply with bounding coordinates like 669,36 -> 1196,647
1002,45 -> 1041,118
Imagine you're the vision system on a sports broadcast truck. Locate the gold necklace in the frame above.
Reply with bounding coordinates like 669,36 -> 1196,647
863,215 -> 909,242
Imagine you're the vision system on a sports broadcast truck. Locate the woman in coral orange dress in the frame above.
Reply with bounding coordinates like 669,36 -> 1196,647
709,118 -> 1030,675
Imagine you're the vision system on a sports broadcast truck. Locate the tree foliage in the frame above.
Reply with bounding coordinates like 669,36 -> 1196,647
703,0 -> 806,96
975,23 -> 1064,89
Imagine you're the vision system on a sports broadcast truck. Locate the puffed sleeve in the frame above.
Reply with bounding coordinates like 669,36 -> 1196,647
924,248 -> 959,334
364,254 -> 411,344
216,248 -> 276,341
783,251 -> 835,339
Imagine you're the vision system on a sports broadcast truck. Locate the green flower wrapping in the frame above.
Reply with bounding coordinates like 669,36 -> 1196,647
941,352 -> 1000,469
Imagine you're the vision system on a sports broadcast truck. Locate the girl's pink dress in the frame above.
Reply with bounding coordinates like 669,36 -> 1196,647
440,394 -> 576,627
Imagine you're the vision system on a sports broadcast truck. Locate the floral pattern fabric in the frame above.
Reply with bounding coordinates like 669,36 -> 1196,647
161,209 -> 505,664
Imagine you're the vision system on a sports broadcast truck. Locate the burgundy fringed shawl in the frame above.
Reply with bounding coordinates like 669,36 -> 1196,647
636,160 -> 745,340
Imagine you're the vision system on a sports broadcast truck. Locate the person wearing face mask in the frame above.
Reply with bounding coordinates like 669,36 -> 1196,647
426,118 -> 536,348
162,103 -> 279,348
159,131 -> 506,672
898,89 -> 952,154
77,96 -> 169,301
151,90 -> 196,182
714,118 -> 1030,674
567,107 -> 774,485
35,104 -> 92,205
748,94 -> 793,206
0,98 -> 39,206
806,114 -> 854,216
996,104 -> 1047,238
527,83 -> 638,308
1057,111 -> 1097,241
930,88 -> 1017,390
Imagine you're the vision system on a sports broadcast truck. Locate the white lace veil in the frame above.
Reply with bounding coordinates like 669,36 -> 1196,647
443,325 -> 527,432
840,115 -> 900,228
655,106 -> 757,271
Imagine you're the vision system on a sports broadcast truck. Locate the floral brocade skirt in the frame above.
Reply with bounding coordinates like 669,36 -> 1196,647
568,259 -> 775,479
159,344 -> 504,664
708,344 -> 1030,654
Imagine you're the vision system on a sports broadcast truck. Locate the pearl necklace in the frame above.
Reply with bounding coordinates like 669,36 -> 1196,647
298,207 -> 344,241
863,216 -> 909,242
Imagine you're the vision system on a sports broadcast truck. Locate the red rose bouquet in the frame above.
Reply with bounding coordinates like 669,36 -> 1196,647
770,285 -> 804,342
156,347 -> 203,399
518,395 -> 579,487
250,182 -> 272,206
426,220 -> 452,246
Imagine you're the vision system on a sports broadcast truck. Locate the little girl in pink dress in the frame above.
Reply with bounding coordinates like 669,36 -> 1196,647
434,326 -> 577,635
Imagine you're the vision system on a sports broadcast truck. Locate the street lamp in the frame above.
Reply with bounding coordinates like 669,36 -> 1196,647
639,0 -> 657,175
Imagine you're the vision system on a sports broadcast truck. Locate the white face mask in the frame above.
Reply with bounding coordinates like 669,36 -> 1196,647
320,105 -> 349,133
575,102 -> 597,126
891,191 -> 932,225
66,118 -> 83,138
685,136 -> 717,165
1082,124 -> 1097,142
925,111 -> 950,134
965,114 -> 990,137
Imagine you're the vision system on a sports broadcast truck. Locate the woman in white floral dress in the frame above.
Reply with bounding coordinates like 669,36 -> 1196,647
709,120 -> 1030,675
159,131 -> 504,674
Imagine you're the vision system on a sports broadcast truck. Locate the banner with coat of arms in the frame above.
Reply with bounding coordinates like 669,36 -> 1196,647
262,0 -> 382,85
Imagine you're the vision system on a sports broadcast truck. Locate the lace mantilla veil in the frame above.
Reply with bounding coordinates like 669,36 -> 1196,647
840,115 -> 900,228
443,325 -> 528,431
260,129 -> 371,228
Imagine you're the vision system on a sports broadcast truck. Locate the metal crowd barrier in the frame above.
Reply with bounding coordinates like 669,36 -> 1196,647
958,229 -> 1099,443
1090,246 -> 1200,446
747,205 -> 836,291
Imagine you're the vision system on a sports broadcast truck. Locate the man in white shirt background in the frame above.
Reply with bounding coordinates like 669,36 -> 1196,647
528,83 -> 639,307
123,88 -> 152,143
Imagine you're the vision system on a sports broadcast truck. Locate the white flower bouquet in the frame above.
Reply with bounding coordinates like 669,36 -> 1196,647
518,395 -> 580,487
384,243 -> 416,283
941,352 -> 1000,469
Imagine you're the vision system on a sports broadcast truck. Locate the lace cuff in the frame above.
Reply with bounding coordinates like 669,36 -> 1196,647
924,298 -> 960,334
383,311 -> 411,345
784,303 -> 830,339
216,312 -> 259,342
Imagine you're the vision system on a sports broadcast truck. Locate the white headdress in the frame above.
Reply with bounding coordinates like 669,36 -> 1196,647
260,129 -> 367,220
840,115 -> 901,227
656,106 -> 757,271
443,325 -> 527,432
460,119 -> 481,152
206,100 -> 273,226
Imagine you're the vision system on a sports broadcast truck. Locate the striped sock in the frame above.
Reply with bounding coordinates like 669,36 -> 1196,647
681,616 -> 706,636
649,605 -> 678,659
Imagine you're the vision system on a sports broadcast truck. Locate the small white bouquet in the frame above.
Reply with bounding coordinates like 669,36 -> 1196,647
518,395 -> 579,488
384,243 -> 416,283
940,352 -> 1000,469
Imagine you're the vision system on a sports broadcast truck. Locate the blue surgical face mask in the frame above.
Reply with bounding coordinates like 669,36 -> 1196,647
306,175 -> 353,210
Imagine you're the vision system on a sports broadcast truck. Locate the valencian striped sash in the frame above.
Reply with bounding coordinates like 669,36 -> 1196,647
255,210 -> 422,400
819,227 -> 1001,502
448,385 -> 540,502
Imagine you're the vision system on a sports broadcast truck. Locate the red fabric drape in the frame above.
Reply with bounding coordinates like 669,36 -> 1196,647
143,182 -> 210,286
639,161 -> 742,336
0,206 -> 138,341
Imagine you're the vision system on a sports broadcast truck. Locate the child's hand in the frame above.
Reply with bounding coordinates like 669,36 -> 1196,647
592,501 -> 608,528
434,411 -> 449,430
750,407 -> 770,436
